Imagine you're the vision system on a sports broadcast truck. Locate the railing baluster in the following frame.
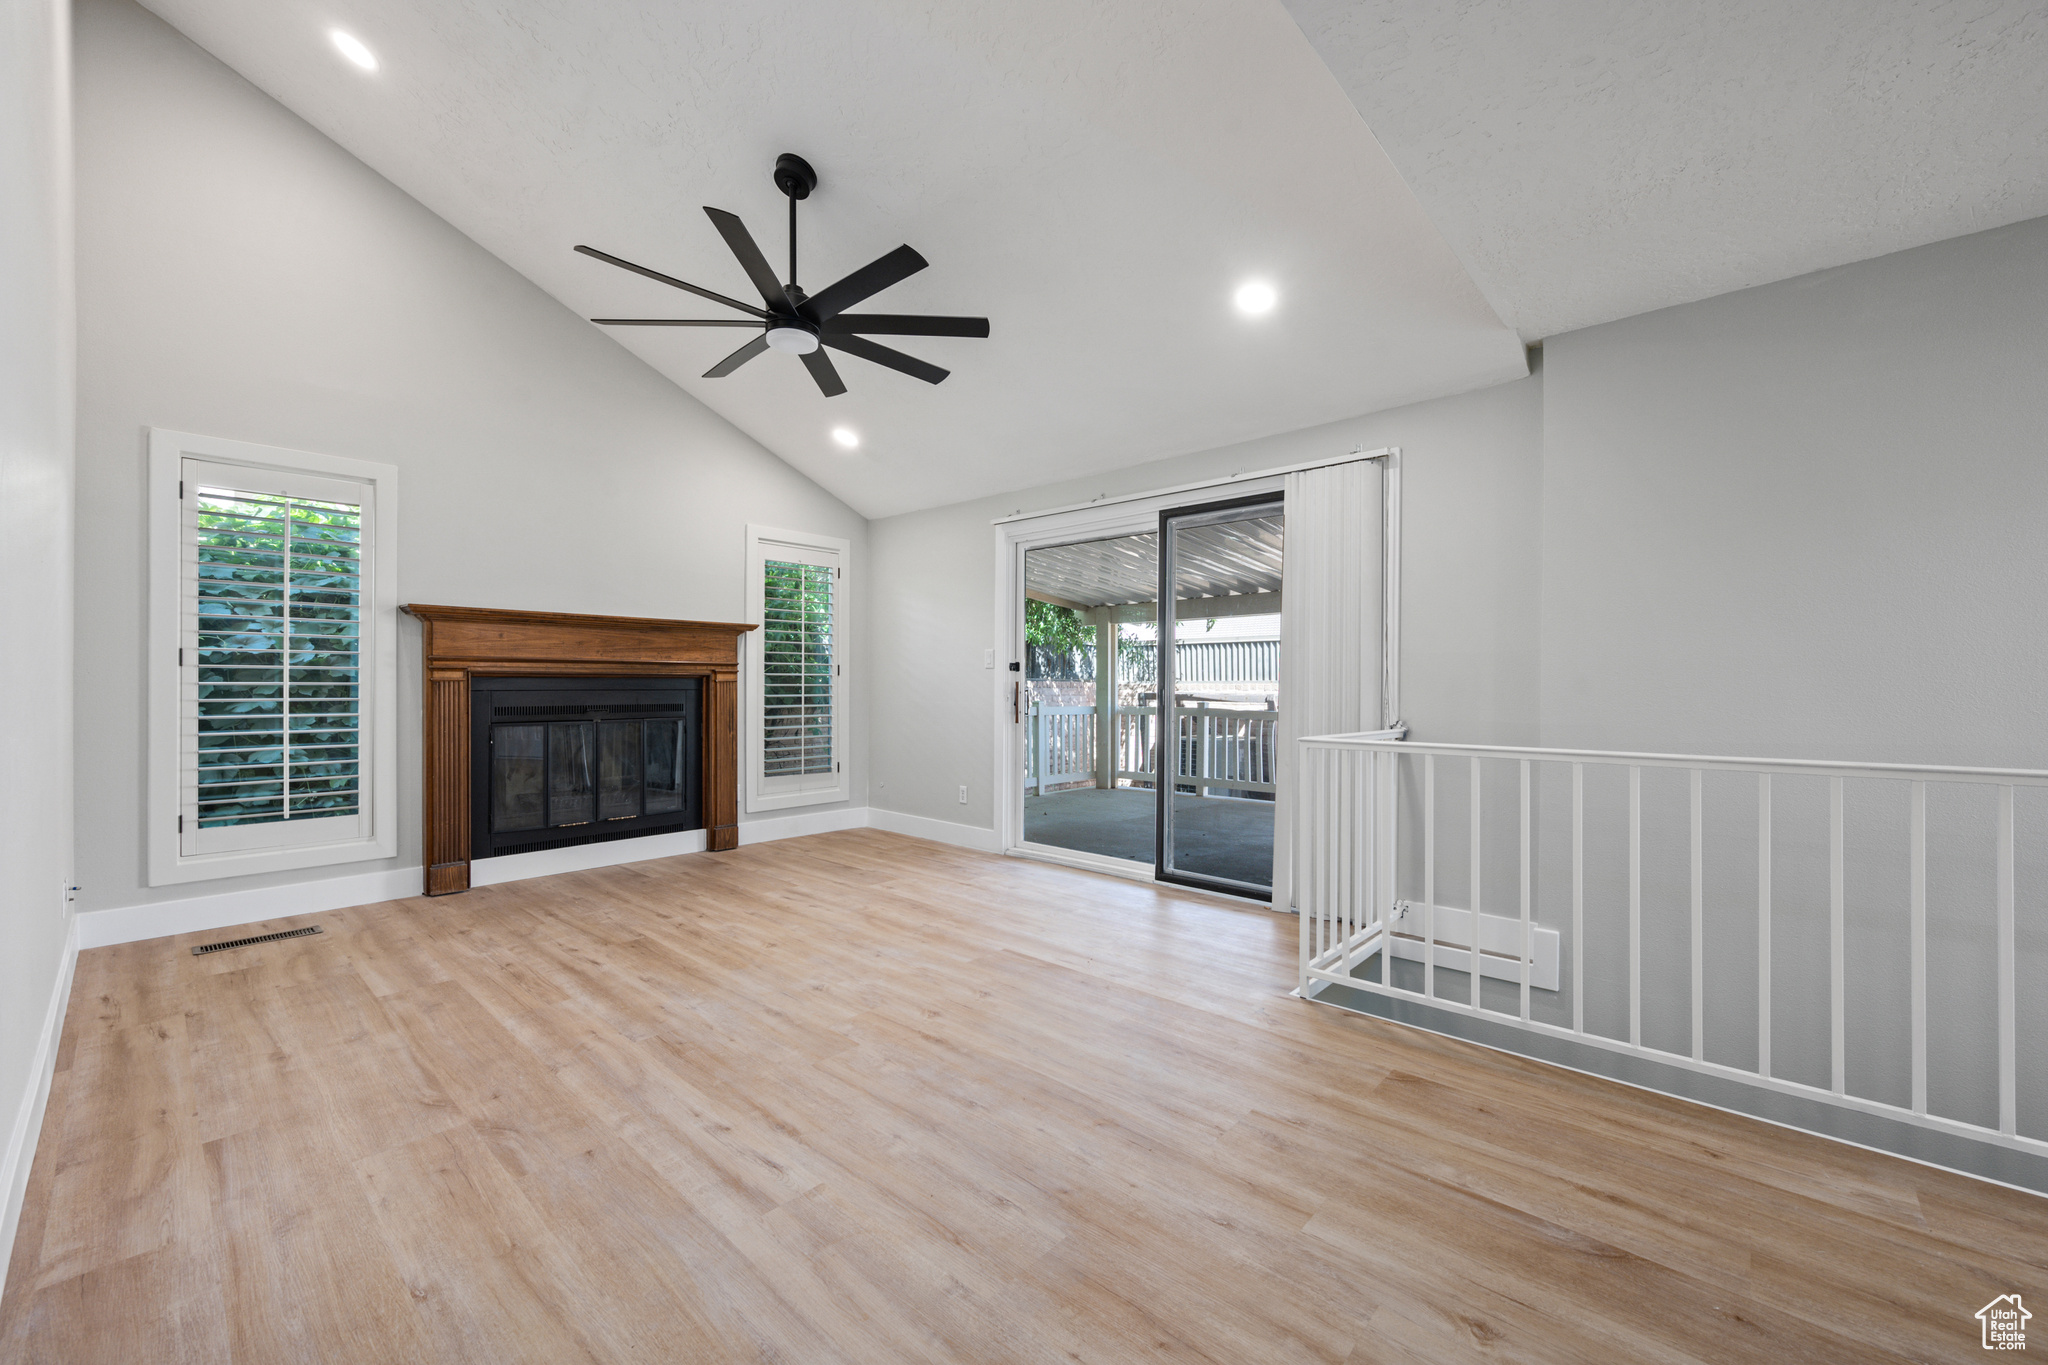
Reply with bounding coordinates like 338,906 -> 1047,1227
1572,762 -> 1584,1035
1691,768 -> 1705,1063
1296,743 -> 1311,994
1471,756 -> 1483,1011
1999,784 -> 2017,1137
1830,776 -> 1845,1096
1344,747 -> 1358,960
1910,780 -> 1927,1116
1326,744 -> 1340,958
1520,759 -> 1532,1022
1424,753 -> 1436,1004
1629,765 -> 1641,1049
1758,773 -> 1772,1080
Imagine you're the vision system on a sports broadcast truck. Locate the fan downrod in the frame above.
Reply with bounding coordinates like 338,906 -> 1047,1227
774,153 -> 817,201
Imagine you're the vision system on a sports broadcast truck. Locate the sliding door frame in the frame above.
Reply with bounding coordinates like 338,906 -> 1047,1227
991,448 -> 1399,898
1154,490 -> 1287,901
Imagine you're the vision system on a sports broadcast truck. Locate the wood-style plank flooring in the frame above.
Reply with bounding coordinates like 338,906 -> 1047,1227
3,829 -> 2041,1362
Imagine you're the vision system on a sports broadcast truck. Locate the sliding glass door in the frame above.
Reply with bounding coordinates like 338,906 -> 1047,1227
1156,494 -> 1285,900
1019,531 -> 1159,867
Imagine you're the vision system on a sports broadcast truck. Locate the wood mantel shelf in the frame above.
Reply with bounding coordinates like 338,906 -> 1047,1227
402,604 -> 756,896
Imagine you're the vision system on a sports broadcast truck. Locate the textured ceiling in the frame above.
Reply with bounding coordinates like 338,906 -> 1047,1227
1027,517 -> 1285,608
1282,0 -> 2048,340
137,0 -> 1527,518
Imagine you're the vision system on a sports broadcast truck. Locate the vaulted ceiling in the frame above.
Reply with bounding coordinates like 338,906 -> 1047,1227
1281,0 -> 2048,340
135,0 -> 1526,518
136,1 -> 2048,517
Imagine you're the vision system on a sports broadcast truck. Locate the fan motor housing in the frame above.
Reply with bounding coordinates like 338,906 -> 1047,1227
774,153 -> 817,200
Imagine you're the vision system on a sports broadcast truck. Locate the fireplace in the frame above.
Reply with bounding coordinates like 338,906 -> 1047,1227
469,677 -> 702,859
402,604 -> 752,896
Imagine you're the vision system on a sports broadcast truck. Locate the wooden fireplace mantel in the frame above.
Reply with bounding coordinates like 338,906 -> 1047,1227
402,604 -> 756,896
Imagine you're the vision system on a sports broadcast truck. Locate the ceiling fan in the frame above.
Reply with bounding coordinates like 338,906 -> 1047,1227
575,153 -> 988,397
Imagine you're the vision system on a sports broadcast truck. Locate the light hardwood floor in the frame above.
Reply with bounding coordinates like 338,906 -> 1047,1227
2,829 -> 2041,1362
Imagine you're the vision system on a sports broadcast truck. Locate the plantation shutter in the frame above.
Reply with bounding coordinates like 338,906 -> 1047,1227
180,457 -> 375,855
760,552 -> 838,785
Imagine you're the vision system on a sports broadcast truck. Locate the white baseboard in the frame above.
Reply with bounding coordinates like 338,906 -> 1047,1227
75,807 -> 892,949
74,864 -> 424,950
3,916 -> 79,1286
738,805 -> 871,845
867,806 -> 1002,853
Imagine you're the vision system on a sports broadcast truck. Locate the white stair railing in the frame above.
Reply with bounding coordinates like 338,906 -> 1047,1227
1297,734 -> 2045,1163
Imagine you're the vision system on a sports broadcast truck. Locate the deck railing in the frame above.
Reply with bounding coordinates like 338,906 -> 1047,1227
1296,734 -> 2046,1164
1028,702 -> 1279,796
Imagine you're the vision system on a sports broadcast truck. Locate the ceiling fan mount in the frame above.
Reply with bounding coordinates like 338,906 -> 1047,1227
575,152 -> 986,397
772,152 -> 817,201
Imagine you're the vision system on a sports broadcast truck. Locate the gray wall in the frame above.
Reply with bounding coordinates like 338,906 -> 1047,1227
0,0 -> 75,1255
1540,214 -> 2048,768
72,0 -> 869,918
867,373 -> 1544,832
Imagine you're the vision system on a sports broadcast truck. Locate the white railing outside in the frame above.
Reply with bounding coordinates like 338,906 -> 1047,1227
1297,734 -> 2045,1162
1032,702 -> 1280,797
1026,704 -> 1096,793
1172,706 -> 1277,795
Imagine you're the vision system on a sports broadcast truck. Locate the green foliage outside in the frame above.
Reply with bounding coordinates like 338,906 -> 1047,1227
762,560 -> 835,776
194,491 -> 362,827
1025,597 -> 1092,650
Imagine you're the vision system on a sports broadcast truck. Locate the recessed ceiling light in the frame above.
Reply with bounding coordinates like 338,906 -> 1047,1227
831,427 -> 860,450
329,30 -> 378,71
1234,280 -> 1277,316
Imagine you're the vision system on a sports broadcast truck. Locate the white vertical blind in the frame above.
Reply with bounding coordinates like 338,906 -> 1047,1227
1273,459 -> 1383,909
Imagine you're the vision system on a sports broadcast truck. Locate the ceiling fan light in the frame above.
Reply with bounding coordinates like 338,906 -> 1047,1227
765,324 -> 820,354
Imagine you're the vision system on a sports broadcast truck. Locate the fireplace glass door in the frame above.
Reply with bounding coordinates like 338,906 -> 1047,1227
471,678 -> 702,858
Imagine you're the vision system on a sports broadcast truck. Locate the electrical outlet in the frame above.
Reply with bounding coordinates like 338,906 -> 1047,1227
957,784 -> 968,804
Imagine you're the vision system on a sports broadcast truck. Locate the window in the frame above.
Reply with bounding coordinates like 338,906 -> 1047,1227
149,430 -> 398,884
745,525 -> 849,812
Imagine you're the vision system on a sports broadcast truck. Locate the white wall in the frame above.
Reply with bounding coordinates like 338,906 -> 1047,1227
72,0 -> 868,922
867,373 -> 1544,832
0,0 -> 75,1275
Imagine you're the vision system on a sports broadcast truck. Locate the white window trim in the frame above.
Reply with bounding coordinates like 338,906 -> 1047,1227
147,429 -> 400,885
744,523 -> 850,813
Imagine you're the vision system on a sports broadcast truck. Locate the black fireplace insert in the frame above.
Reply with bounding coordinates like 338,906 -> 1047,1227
469,677 -> 702,860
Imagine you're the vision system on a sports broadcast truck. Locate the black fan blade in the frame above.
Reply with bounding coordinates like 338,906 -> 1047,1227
575,245 -> 768,318
820,333 -> 949,385
802,245 -> 927,321
821,314 -> 989,338
703,335 -> 769,378
591,318 -> 762,327
800,348 -> 847,398
704,207 -> 796,311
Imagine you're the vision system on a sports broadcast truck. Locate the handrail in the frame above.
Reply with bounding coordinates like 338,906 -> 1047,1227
1299,733 -> 2048,786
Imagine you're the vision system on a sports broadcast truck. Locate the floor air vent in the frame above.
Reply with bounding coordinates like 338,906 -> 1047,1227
191,925 -> 324,956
